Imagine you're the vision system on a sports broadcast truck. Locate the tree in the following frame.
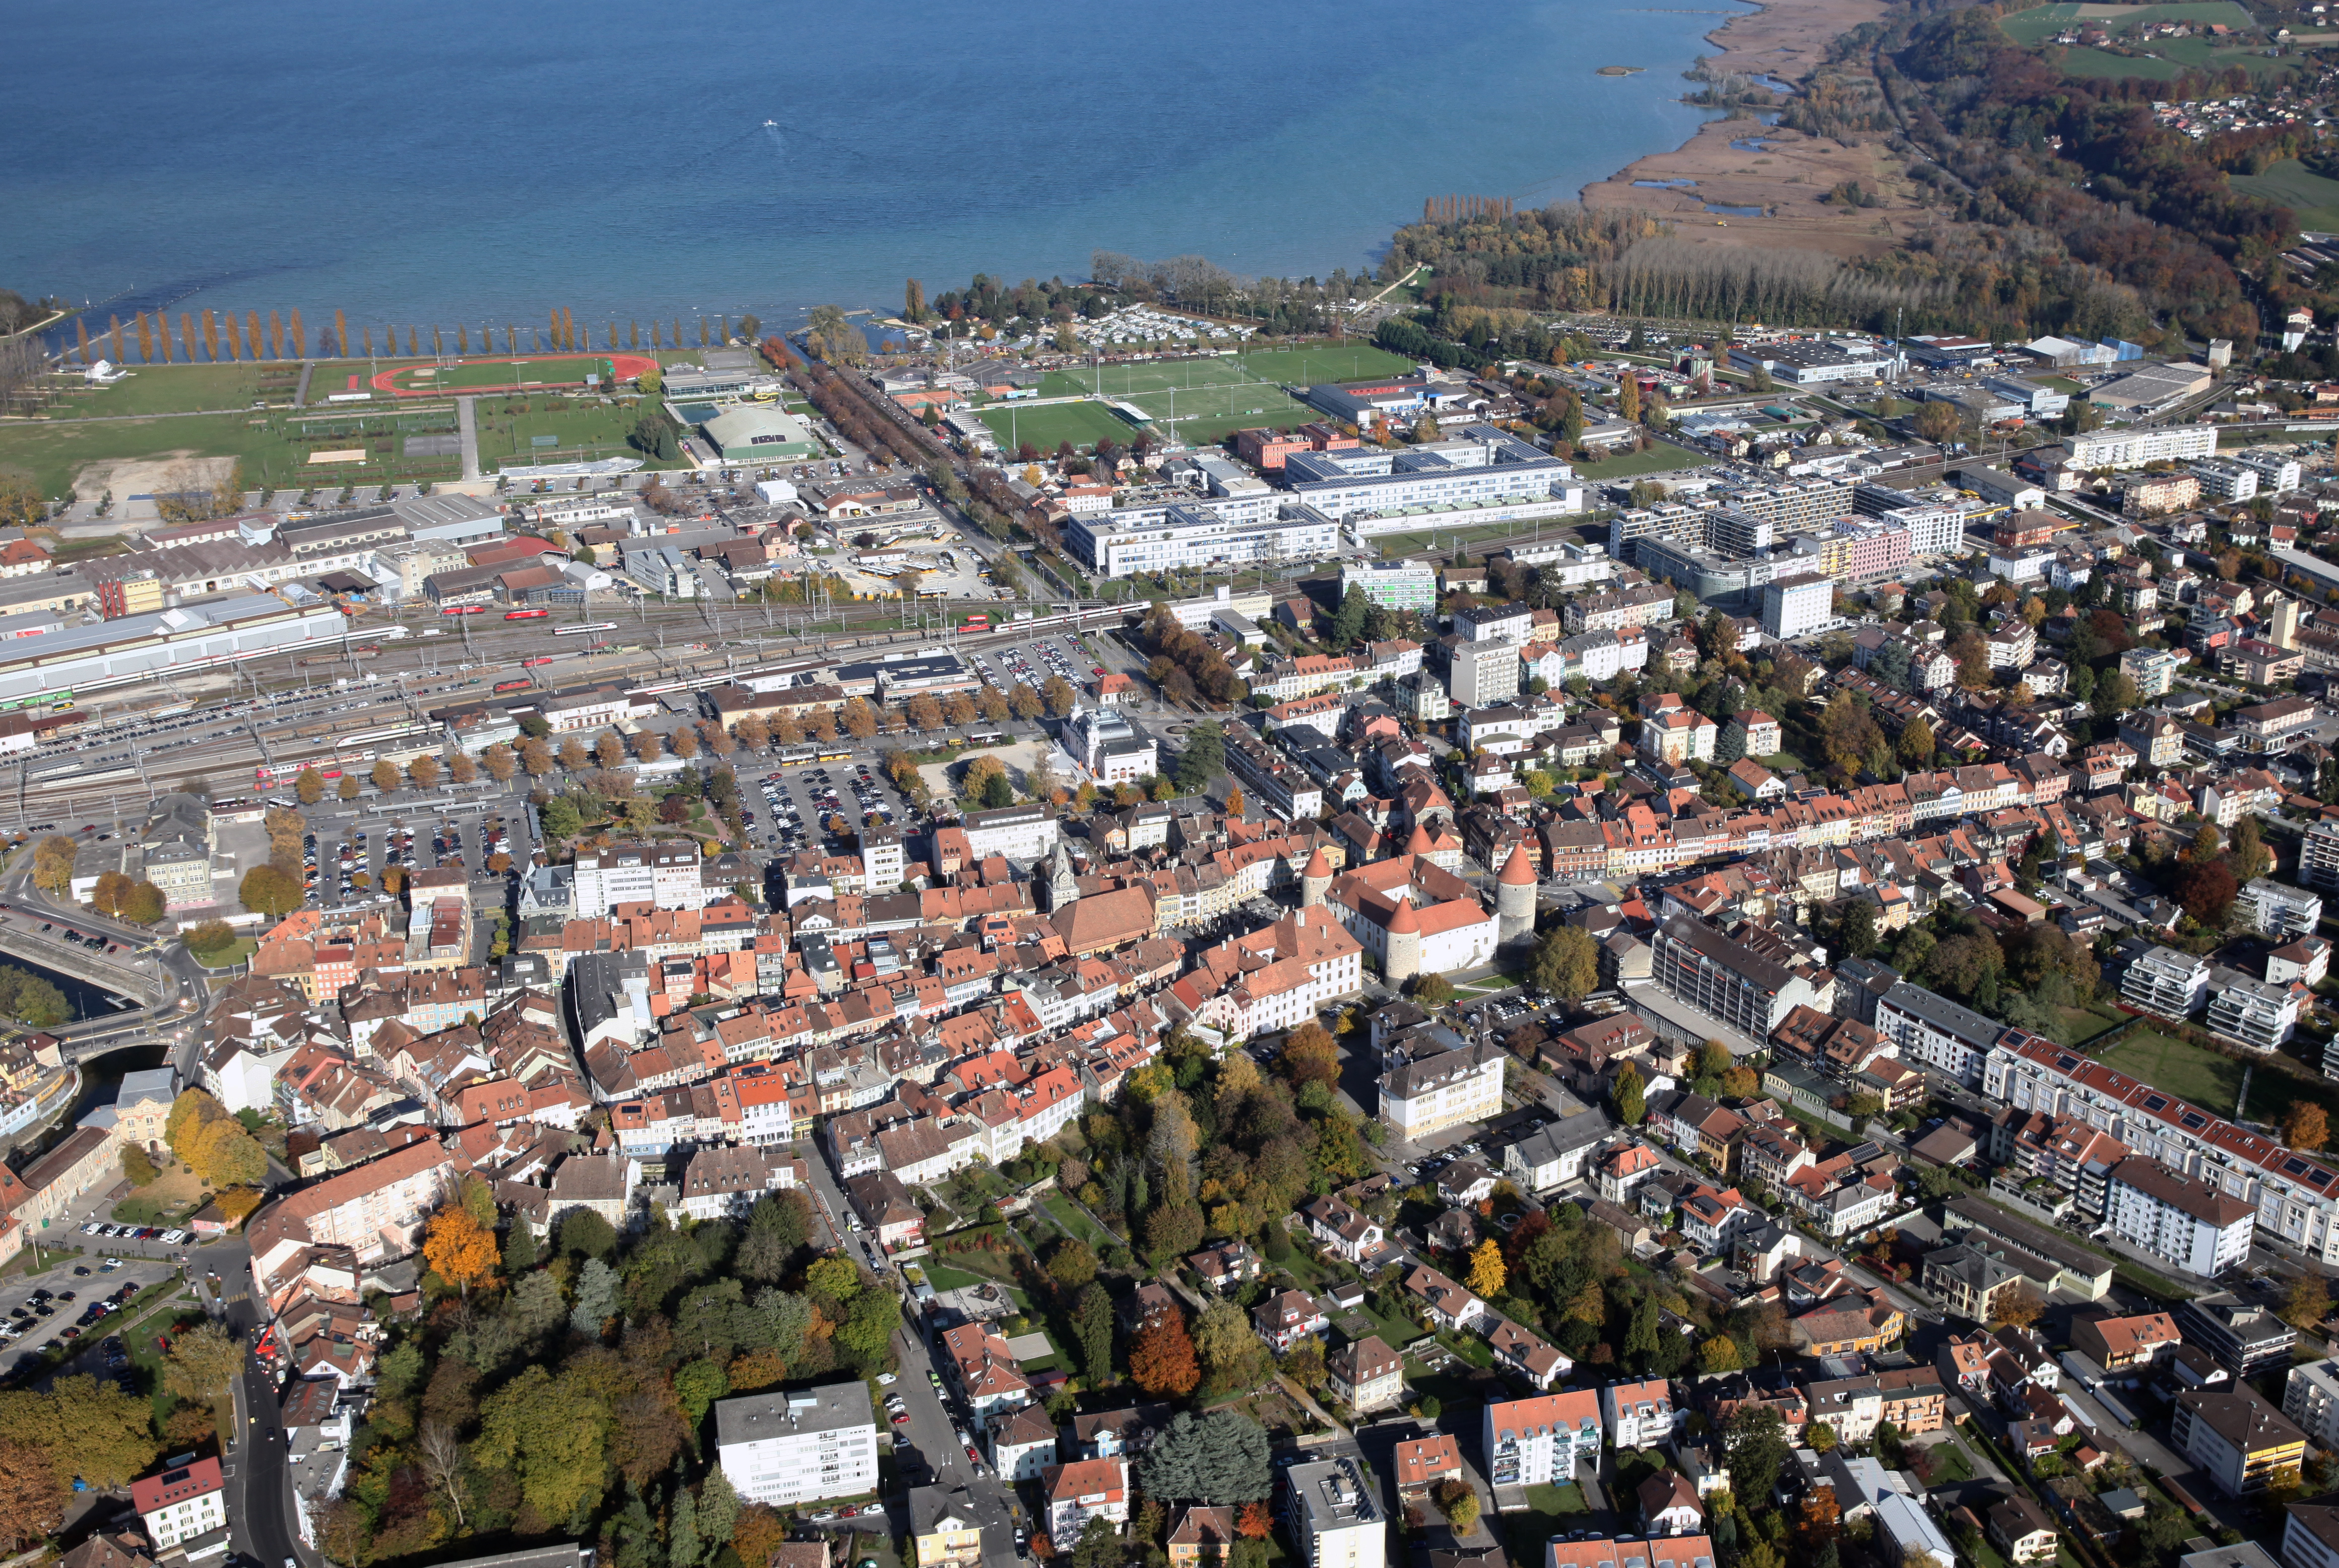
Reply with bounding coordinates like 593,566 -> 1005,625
1009,682 -> 1045,721
2231,816 -> 2272,885
1897,715 -> 1935,768
2174,857 -> 2239,926
1280,1023 -> 1340,1089
0,1437 -> 66,1549
2286,1103 -> 2329,1153
189,1116 -> 266,1186
1411,973 -> 1453,1006
409,754 -> 441,790
1073,1283 -> 1115,1385
472,1363 -> 608,1523
1531,925 -> 1600,1001
90,869 -> 131,917
161,1321 -> 244,1420
1466,1237 -> 1507,1297
1175,722 -> 1224,791
1839,900 -> 1878,959
1992,1283 -> 2045,1330
1129,1312 -> 1201,1396
121,1144 -> 157,1186
295,767 -> 324,805
237,864 -> 303,917
371,757 -> 400,794
2281,1269 -> 2336,1332
0,1374 -> 158,1490
184,919 -> 234,958
1047,1238 -> 1098,1292
123,881 -> 165,925
1808,1419 -> 1839,1453
1135,1410 -> 1272,1503
29,836 -> 76,895
423,1206 -> 500,1296
1613,1059 -> 1646,1125
1726,1403 -> 1790,1506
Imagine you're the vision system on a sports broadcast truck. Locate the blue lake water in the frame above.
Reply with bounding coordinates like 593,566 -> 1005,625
3,0 -> 1738,342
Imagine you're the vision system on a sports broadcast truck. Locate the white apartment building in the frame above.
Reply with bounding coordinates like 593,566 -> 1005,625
2243,879 -> 2324,940
2286,1358 -> 2339,1449
957,803 -> 1061,863
572,841 -> 710,914
2069,424 -> 2219,470
1484,1390 -> 1603,1487
1380,1042 -> 1505,1140
1874,982 -> 2005,1088
862,824 -> 905,892
1761,573 -> 1834,641
134,1457 -> 225,1550
2105,1156 -> 2256,1277
1067,497 -> 1343,578
1601,1379 -> 1680,1449
2122,945 -> 2212,1019
714,1383 -> 879,1506
1284,1458 -> 1385,1568
1984,1034 -> 2339,1266
2207,972 -> 2303,1054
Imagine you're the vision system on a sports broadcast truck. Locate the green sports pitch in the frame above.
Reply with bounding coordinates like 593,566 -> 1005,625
1004,343 -> 1419,447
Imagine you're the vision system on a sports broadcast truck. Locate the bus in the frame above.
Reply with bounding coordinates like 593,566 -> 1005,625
964,729 -> 1007,747
958,612 -> 991,633
505,608 -> 550,621
777,745 -> 818,765
556,622 -> 620,636
816,745 -> 853,762
493,679 -> 532,693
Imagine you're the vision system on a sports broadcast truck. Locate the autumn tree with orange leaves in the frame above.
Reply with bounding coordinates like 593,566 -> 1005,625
422,1206 -> 500,1296
1128,1311 -> 1201,1397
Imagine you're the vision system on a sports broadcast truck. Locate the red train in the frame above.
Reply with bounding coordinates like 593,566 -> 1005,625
504,608 -> 549,620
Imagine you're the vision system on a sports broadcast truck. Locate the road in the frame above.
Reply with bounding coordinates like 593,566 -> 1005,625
890,1321 -> 1023,1568
209,1237 -> 308,1568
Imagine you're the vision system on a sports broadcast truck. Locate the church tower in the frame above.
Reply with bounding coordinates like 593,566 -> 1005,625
1044,840 -> 1080,913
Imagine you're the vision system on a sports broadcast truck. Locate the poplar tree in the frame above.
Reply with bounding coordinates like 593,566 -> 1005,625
905,278 -> 925,321
288,309 -> 304,358
108,314 -> 124,363
334,309 -> 349,358
431,325 -> 443,357
75,318 -> 91,366
456,324 -> 468,355
201,309 -> 219,361
136,312 -> 154,362
245,311 -> 263,360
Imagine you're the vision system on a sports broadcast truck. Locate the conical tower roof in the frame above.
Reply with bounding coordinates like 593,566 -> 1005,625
1499,843 -> 1536,886
1303,844 -> 1332,880
1403,821 -> 1432,855
1386,894 -> 1421,935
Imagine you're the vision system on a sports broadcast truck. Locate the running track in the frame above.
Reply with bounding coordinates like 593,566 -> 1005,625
367,353 -> 661,398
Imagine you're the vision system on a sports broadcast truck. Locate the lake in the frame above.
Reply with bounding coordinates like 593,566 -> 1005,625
3,0 -> 1733,337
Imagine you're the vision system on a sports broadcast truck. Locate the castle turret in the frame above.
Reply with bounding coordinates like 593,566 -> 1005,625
1301,844 -> 1333,909
1402,821 -> 1432,859
1497,842 -> 1537,948
1384,892 -> 1423,983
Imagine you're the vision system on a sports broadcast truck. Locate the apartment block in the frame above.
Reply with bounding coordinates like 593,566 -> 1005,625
2104,1156 -> 2255,1278
1484,1389 -> 1603,1487
714,1383 -> 879,1506
1283,1457 -> 1383,1568
2121,945 -> 2211,1018
2170,1385 -> 2308,1497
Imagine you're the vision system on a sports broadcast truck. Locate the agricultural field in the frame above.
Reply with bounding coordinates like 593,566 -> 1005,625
1998,1 -> 2255,44
2231,159 -> 2339,231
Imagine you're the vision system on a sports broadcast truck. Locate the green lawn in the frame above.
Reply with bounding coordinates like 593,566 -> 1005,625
1041,1195 -> 1110,1247
1026,344 -> 1417,447
190,937 -> 256,970
2092,1026 -> 2335,1121
477,397 -> 677,470
2039,1002 -> 2125,1049
1503,1482 -> 1588,1566
382,354 -> 624,394
1577,444 -> 1715,481
1998,1 -> 2254,44
2052,40 -> 2292,80
2232,159 -> 2339,231
980,400 -> 1143,455
49,362 -> 280,418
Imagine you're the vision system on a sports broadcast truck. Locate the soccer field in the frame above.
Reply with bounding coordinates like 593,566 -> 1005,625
376,353 -> 656,396
979,400 -> 1142,455
1027,344 -> 1420,445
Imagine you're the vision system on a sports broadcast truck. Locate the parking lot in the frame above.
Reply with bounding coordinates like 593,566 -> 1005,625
307,798 -> 530,909
966,631 -> 1115,697
748,758 -> 903,862
1,1250 -> 180,1371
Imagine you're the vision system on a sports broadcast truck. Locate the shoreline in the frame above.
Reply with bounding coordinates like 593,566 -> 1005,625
1580,0 -> 1886,200
1577,0 -> 1909,260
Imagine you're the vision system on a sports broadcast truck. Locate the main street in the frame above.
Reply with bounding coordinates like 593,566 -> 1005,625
887,1320 -> 1024,1568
